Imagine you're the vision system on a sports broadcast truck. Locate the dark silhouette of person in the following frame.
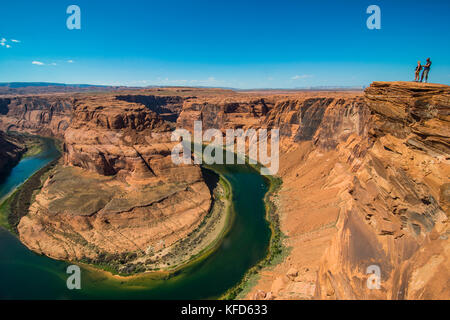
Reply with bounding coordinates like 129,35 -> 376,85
420,58 -> 432,83
414,61 -> 422,82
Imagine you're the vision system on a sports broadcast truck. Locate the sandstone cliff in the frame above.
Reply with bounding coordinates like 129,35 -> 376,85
241,82 -> 449,300
0,131 -> 26,179
0,96 -> 73,138
177,97 -> 271,131
315,82 -> 449,299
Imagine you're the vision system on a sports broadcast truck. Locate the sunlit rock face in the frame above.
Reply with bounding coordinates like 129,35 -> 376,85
315,82 -> 449,299
15,95 -> 211,264
0,96 -> 73,138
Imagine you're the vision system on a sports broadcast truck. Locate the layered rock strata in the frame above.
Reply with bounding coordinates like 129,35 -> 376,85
243,82 -> 449,300
0,96 -> 73,138
15,96 -> 212,269
316,82 -> 449,299
0,131 -> 26,178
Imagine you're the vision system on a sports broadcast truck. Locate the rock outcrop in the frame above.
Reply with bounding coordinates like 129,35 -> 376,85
16,95 -> 212,269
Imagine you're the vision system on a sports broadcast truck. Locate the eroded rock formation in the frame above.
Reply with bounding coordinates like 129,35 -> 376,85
0,82 -> 448,297
244,82 -> 449,300
11,95 -> 211,270
315,82 -> 449,299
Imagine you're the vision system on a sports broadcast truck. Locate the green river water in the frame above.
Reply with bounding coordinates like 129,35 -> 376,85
0,137 -> 271,299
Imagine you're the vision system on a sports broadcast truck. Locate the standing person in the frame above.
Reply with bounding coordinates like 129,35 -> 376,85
414,61 -> 422,82
420,58 -> 432,83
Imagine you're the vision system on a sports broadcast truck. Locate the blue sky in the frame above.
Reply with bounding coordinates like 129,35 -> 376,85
0,0 -> 449,88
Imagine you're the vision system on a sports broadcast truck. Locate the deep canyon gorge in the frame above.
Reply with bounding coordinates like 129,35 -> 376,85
0,81 -> 448,299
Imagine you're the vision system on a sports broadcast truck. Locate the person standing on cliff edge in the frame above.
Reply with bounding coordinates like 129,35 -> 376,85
420,58 -> 432,83
414,61 -> 422,82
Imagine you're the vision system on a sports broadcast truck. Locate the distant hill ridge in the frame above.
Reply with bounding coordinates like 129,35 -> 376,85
0,82 -> 365,95
0,82 -> 129,95
0,82 -> 111,88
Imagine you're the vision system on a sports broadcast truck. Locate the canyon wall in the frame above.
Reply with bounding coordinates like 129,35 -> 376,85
0,96 -> 73,138
241,82 -> 449,300
315,82 -> 449,299
0,131 -> 26,178
177,97 -> 271,131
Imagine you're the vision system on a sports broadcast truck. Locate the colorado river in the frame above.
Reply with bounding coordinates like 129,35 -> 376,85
0,137 -> 271,299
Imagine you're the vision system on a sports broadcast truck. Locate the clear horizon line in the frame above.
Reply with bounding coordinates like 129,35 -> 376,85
0,81 -> 368,91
